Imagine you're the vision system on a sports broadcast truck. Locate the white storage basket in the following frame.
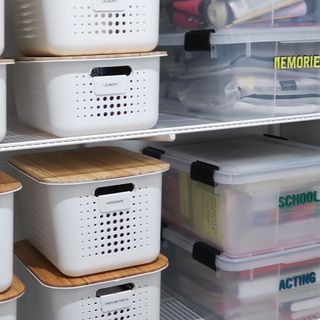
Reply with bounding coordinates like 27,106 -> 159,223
145,136 -> 320,258
0,173 -> 21,293
0,276 -> 24,320
15,241 -> 168,320
0,0 -> 3,55
13,53 -> 165,137
9,147 -> 169,277
0,60 -> 15,142
11,0 -> 160,56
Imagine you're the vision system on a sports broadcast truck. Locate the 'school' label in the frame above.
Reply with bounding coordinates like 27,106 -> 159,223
279,191 -> 320,209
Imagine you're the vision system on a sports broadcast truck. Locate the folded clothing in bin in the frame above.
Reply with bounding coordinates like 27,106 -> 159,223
0,172 -> 21,293
161,48 -> 320,120
0,276 -> 24,320
15,240 -> 168,320
162,227 -> 320,320
9,147 -> 169,277
145,135 -> 320,258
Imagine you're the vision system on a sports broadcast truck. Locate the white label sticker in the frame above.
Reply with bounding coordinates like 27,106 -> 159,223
94,75 -> 128,96
98,192 -> 132,213
93,0 -> 126,12
100,291 -> 132,313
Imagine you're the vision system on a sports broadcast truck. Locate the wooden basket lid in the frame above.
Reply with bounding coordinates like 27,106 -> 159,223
14,241 -> 168,288
9,147 -> 170,184
0,276 -> 25,303
15,51 -> 167,63
0,171 -> 22,194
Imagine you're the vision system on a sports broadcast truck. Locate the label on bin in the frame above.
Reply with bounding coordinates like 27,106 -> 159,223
98,192 -> 132,213
100,291 -> 132,313
93,0 -> 126,12
94,75 -> 128,96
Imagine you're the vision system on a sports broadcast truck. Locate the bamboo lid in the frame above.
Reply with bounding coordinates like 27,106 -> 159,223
9,147 -> 170,184
0,276 -> 25,303
15,51 -> 167,63
0,172 -> 21,194
15,241 -> 168,288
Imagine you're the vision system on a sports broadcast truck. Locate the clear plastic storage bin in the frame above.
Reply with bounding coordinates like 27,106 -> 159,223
160,30 -> 320,121
13,53 -> 165,137
145,136 -> 320,258
0,172 -> 21,293
15,241 -> 168,320
0,60 -> 15,142
11,0 -> 160,56
162,227 -> 320,320
9,147 -> 169,277
160,0 -> 320,33
0,276 -> 24,320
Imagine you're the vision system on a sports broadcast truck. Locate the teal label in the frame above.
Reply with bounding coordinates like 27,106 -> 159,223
279,191 -> 320,209
279,272 -> 316,291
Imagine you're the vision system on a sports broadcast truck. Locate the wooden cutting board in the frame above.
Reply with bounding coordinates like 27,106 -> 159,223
0,276 -> 25,302
9,147 -> 170,184
15,240 -> 169,288
0,172 -> 21,194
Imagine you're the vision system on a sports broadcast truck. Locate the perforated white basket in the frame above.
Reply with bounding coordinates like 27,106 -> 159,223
15,242 -> 168,320
0,299 -> 16,320
10,147 -> 169,277
0,60 -> 14,142
13,53 -> 164,137
0,173 -> 21,293
11,0 -> 160,56
0,276 -> 24,320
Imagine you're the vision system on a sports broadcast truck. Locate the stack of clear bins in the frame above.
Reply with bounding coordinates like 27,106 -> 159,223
159,0 -> 320,121
145,136 -> 320,257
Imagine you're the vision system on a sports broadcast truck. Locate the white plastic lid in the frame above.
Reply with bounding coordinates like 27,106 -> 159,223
161,135 -> 320,185
163,227 -> 320,272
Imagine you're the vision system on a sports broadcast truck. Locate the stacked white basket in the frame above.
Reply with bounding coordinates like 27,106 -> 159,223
11,147 -> 170,320
0,172 -> 21,293
0,276 -> 24,320
0,0 -> 14,142
11,0 -> 165,138
15,241 -> 168,320
0,172 -> 23,320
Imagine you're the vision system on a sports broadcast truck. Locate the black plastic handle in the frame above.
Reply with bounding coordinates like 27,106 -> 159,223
96,283 -> 135,297
94,183 -> 134,197
90,66 -> 132,77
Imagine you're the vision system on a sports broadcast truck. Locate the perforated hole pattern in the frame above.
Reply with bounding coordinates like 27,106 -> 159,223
80,284 -> 150,319
72,1 -> 149,36
75,72 -> 148,120
80,187 -> 152,258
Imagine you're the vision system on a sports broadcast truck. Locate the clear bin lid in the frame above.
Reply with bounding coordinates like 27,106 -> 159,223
161,136 -> 320,185
163,227 -> 320,272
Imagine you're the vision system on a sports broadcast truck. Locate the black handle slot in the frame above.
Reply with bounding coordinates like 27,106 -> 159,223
90,66 -> 132,77
94,183 -> 134,197
96,283 -> 135,297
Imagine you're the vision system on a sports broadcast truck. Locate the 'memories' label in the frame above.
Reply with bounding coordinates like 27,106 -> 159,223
274,55 -> 320,70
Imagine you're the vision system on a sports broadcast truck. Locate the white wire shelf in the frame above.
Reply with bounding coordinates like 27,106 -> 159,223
2,112 -> 320,152
161,294 -> 205,320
